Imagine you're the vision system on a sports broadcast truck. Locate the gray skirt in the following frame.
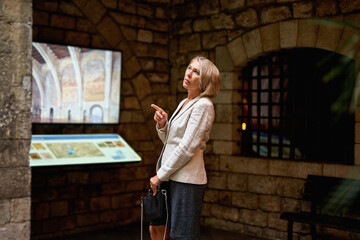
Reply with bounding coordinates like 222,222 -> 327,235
150,180 -> 206,240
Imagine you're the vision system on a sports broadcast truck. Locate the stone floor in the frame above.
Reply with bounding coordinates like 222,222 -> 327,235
47,224 -> 270,240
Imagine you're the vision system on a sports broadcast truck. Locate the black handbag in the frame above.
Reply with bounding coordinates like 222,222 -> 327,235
141,188 -> 168,240
141,188 -> 167,222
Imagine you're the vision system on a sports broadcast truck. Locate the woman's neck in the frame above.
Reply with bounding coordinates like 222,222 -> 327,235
187,90 -> 200,100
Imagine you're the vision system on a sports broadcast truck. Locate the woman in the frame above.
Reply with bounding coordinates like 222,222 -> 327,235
149,56 -> 221,240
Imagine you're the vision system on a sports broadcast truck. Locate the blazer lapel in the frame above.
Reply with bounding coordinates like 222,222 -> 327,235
170,96 -> 201,124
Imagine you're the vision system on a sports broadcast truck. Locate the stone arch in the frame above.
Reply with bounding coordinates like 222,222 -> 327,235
221,17 -> 360,157
226,18 -> 360,68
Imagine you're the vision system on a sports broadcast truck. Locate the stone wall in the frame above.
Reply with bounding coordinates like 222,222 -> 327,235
29,0 -> 360,239
166,1 -> 360,239
0,0 -> 32,239
31,0 -> 172,239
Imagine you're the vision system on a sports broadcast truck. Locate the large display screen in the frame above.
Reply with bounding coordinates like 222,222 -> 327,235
31,42 -> 122,124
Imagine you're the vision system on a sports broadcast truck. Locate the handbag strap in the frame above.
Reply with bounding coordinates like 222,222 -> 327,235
162,189 -> 168,240
141,189 -> 169,240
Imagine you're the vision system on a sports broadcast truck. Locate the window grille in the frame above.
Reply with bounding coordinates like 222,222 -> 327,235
238,48 -> 355,164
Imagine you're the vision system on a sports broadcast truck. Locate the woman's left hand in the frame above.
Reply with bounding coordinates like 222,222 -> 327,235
150,175 -> 162,196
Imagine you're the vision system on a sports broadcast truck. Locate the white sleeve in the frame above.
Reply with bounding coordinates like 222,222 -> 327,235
157,100 -> 214,181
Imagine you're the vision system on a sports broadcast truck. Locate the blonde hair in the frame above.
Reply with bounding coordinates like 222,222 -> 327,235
191,56 -> 221,98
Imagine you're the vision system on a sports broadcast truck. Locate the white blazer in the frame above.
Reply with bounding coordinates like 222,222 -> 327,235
156,96 -> 215,185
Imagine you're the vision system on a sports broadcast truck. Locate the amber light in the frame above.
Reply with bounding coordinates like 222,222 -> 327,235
242,123 -> 246,131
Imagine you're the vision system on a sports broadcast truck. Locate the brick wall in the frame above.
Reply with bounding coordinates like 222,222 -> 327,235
29,0 -> 360,240
0,0 -> 32,239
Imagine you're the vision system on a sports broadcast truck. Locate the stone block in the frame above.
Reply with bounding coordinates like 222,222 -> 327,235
340,0 -> 360,13
242,29 -> 263,59
211,13 -> 235,30
0,200 -> 10,225
207,172 -> 227,189
199,0 -> 220,16
211,141 -> 233,155
201,202 -> 212,217
282,197 -> 302,212
11,197 -> 30,222
67,171 -> 89,185
248,0 -> 275,6
137,29 -> 153,43
50,14 -> 75,29
202,31 -> 227,50
260,23 -> 280,53
138,3 -> 153,18
220,156 -> 269,175
239,209 -> 268,227
204,154 -> 219,171
153,32 -> 168,45
33,11 -> 49,26
268,213 -> 288,231
211,204 -> 239,222
227,37 -> 248,67
147,72 -> 169,83
220,0 -> 246,11
203,217 -> 246,233
131,74 -> 152,100
259,195 -> 281,212
323,163 -> 360,178
337,25 -> 360,59
111,193 -> 133,209
204,189 -> 219,203
355,144 -> 360,166
213,89 -> 232,104
269,160 -> 322,178
219,72 -> 234,90
179,33 -> 201,53
123,123 -> 152,141
0,222 -> 30,240
248,175 -> 276,194
232,192 -> 258,209
193,18 -> 211,32
227,173 -> 247,191
293,2 -> 314,18
210,123 -> 232,140
356,122 -> 360,143
280,20 -> 298,49
215,104 -> 232,123
219,191 -> 232,205
124,96 -> 141,110
261,6 -> 292,24
316,0 -> 337,16
235,8 -> 259,28
0,168 -> 30,199
59,216 -> 76,230
315,18 -> 344,51
76,213 -> 100,226
297,19 -> 319,48
171,2 -> 197,19
65,31 -> 90,46
82,0 -> 106,24
97,16 -> 123,48
34,203 -> 50,220
275,177 -> 305,198
0,140 -> 31,167
51,201 -> 68,217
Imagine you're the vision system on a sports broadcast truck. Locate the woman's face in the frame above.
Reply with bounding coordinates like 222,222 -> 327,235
183,60 -> 201,93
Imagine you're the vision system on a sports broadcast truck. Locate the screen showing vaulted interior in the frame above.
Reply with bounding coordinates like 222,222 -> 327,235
31,42 -> 122,124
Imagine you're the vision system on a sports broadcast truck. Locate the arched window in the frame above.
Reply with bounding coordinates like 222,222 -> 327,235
89,105 -> 103,123
238,48 -> 355,164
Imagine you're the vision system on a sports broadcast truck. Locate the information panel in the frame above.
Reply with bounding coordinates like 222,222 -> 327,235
29,134 -> 141,167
